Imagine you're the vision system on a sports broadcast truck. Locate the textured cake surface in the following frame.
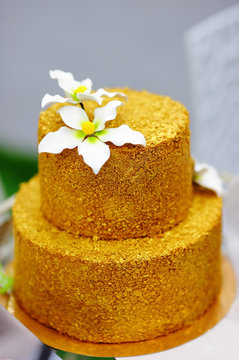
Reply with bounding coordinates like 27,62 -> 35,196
38,89 -> 192,239
14,176 -> 222,343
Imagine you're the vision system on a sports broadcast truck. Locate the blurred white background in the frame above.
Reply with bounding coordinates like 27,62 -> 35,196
0,0 -> 238,171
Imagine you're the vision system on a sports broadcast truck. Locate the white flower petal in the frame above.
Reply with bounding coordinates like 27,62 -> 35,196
193,161 -> 223,196
93,100 -> 123,131
93,88 -> 128,102
80,78 -> 93,93
78,137 -> 110,174
50,70 -> 75,82
49,70 -> 93,96
49,69 -> 80,94
96,125 -> 146,147
38,126 -> 84,154
41,93 -> 74,108
76,92 -> 102,104
58,106 -> 89,130
61,79 -> 82,95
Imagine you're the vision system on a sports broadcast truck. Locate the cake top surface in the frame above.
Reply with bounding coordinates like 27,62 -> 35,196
38,88 -> 189,147
14,176 -> 221,263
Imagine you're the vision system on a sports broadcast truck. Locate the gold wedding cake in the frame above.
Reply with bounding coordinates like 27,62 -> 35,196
13,72 -> 222,343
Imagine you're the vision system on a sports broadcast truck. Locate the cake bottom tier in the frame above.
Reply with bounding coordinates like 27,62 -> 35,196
13,176 -> 222,343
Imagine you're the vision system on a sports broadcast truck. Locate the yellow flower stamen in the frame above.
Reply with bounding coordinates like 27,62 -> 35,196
82,121 -> 95,135
74,85 -> 87,94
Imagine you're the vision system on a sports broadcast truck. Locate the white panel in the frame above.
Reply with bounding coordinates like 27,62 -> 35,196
185,5 -> 239,173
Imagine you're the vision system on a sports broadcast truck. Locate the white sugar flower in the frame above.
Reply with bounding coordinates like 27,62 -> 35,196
41,70 -> 127,108
39,100 -> 146,174
193,161 -> 223,196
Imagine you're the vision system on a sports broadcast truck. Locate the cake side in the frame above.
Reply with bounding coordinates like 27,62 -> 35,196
13,176 -> 222,343
38,89 -> 193,239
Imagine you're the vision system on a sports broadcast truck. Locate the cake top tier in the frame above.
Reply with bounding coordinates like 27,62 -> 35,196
38,88 -> 189,147
38,87 -> 192,240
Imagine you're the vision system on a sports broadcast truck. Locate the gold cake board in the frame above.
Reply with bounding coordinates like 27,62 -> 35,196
0,256 -> 236,358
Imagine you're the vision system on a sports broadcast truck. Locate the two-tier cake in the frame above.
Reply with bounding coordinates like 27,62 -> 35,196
13,71 -> 222,343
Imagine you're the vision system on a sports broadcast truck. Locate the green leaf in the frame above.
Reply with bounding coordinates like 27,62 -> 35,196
56,350 -> 115,360
0,263 -> 14,294
0,145 -> 37,197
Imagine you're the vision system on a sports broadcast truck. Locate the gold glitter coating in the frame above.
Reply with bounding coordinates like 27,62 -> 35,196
38,89 -> 192,239
13,176 -> 222,343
